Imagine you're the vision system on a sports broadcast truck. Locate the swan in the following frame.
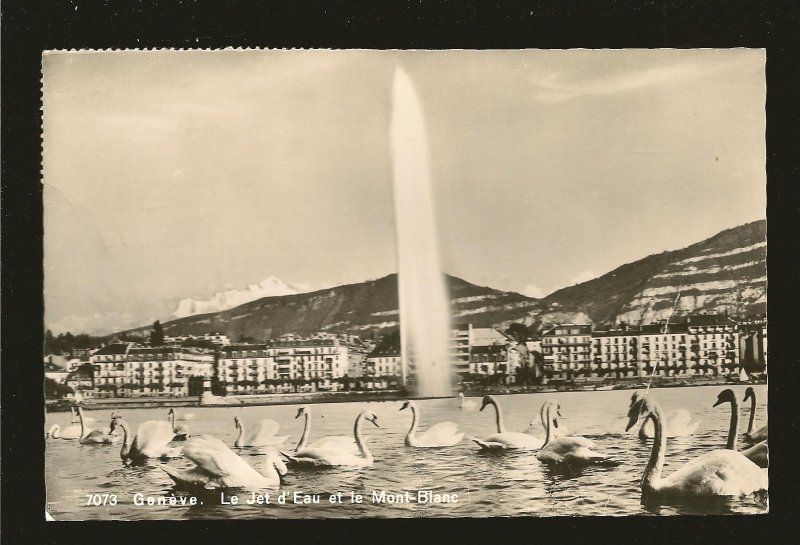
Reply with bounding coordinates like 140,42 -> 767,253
162,435 -> 286,490
400,401 -> 464,447
713,389 -> 768,468
293,405 -> 359,454
168,408 -> 190,441
536,400 -> 608,466
458,393 -> 477,410
234,416 -> 289,447
77,406 -> 119,444
470,395 -> 544,450
46,423 -> 82,440
625,392 -> 768,499
109,416 -> 183,464
525,402 -> 570,438
70,406 -> 95,424
638,407 -> 701,439
743,387 -> 768,445
282,411 -> 380,467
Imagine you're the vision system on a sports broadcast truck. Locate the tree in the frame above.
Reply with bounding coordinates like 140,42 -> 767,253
150,321 -> 165,346
505,323 -> 530,344
45,378 -> 73,399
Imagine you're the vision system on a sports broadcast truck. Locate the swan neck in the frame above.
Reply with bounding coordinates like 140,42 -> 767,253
297,411 -> 310,451
642,404 -> 667,492
49,424 -> 60,438
169,411 -> 175,428
118,420 -> 131,458
747,393 -> 756,435
235,420 -> 245,447
77,406 -> 86,438
491,398 -> 505,433
354,413 -> 371,459
544,404 -> 555,445
727,396 -> 740,450
406,403 -> 418,442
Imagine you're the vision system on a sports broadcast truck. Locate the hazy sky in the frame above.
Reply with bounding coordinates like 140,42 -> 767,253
43,49 -> 766,334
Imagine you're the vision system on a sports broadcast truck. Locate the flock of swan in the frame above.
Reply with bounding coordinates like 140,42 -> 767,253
46,387 -> 768,506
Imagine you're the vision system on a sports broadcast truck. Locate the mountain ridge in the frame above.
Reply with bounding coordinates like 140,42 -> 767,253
115,220 -> 766,340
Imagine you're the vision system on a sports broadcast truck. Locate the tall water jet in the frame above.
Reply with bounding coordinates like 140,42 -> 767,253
390,67 -> 454,397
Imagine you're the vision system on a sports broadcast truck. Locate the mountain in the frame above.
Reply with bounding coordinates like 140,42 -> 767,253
116,220 -> 765,340
119,275 -> 539,340
520,219 -> 766,330
171,276 -> 304,318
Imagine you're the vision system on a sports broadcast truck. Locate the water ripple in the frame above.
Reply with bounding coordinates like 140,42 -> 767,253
45,386 -> 768,519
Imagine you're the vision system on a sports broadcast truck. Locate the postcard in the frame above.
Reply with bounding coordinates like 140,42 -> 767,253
42,49 -> 767,520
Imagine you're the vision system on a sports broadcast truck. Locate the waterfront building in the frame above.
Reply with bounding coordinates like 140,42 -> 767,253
736,317 -> 767,375
45,361 -> 71,384
217,336 -> 350,395
91,343 -> 214,397
365,346 -> 402,378
65,363 -> 96,399
686,314 -> 740,376
542,324 -> 593,381
449,324 -> 472,375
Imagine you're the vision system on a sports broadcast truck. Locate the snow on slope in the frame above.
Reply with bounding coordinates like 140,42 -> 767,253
172,276 -> 304,318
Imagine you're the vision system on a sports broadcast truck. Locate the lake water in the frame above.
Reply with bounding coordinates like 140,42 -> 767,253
44,384 -> 767,520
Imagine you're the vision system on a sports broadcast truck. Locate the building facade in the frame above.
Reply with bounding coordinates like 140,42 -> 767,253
90,343 -> 214,397
542,324 -> 593,381
217,336 -> 350,395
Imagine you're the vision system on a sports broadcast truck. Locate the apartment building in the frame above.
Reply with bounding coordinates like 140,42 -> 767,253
217,336 -> 350,394
365,346 -> 402,378
90,343 -> 214,397
541,324 -> 593,381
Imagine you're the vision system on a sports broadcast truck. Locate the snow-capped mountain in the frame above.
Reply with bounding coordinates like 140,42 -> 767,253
172,276 -> 304,318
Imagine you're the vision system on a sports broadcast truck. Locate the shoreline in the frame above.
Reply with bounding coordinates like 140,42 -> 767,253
45,375 -> 765,412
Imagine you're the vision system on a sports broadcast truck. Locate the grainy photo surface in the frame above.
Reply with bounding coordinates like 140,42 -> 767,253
42,49 -> 767,520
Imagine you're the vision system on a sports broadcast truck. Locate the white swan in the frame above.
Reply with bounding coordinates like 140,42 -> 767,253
458,393 -> 477,410
282,411 -> 380,467
234,416 -> 289,447
293,405 -> 359,454
743,387 -> 768,445
536,400 -> 608,466
713,388 -> 768,468
110,416 -> 182,464
162,435 -> 286,490
77,406 -> 119,444
470,395 -> 544,450
400,400 -> 464,447
70,406 -> 95,424
46,423 -> 82,440
167,408 -> 190,441
525,401 -> 570,438
638,408 -> 701,439
626,392 -> 768,499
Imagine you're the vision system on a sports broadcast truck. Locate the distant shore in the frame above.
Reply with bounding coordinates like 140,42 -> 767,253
45,374 -> 765,412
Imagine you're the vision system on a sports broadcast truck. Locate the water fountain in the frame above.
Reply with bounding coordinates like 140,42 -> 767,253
390,67 -> 454,397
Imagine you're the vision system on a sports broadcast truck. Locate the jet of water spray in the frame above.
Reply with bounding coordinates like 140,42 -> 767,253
390,67 -> 454,397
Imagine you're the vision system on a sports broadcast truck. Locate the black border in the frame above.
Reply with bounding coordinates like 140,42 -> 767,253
3,2 -> 798,544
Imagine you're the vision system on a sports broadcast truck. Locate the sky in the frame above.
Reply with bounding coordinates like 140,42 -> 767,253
42,49 -> 766,334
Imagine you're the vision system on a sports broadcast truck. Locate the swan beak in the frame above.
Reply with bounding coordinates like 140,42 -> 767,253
370,418 -> 381,428
625,415 -> 639,432
712,399 -> 723,408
